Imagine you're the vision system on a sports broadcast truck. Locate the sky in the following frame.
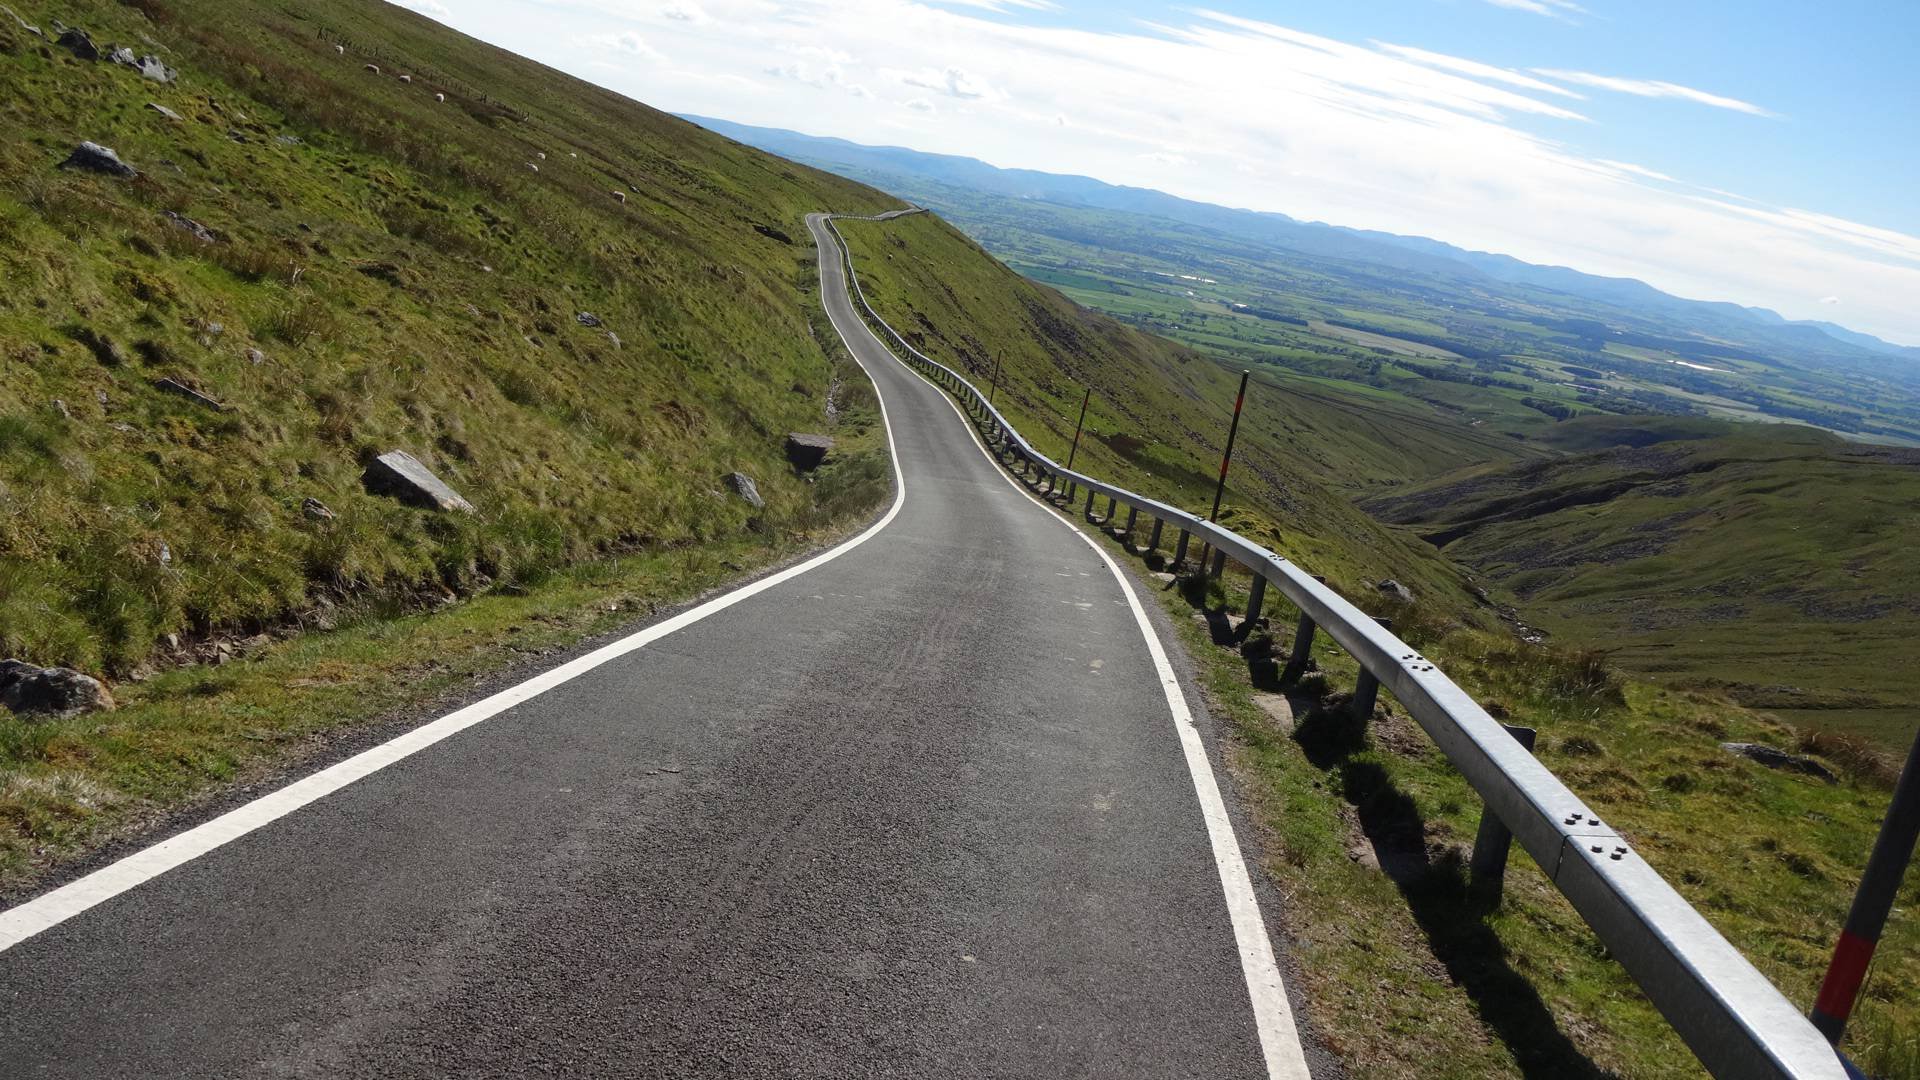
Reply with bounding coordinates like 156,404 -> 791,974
389,0 -> 1920,345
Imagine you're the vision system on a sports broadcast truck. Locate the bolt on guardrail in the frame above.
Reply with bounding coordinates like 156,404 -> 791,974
822,212 -> 1854,1080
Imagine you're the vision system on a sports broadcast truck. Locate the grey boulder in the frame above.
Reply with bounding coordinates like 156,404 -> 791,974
1376,578 -> 1414,604
362,450 -> 474,512
136,54 -> 176,83
60,141 -> 137,178
784,432 -> 835,472
56,27 -> 98,60
153,377 -> 224,411
0,660 -> 115,719
724,471 -> 764,509
1720,742 -> 1837,783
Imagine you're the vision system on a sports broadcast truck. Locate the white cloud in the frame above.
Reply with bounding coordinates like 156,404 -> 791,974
1374,42 -> 1582,99
390,0 -> 451,16
1594,159 -> 1675,183
1481,0 -> 1585,19
926,0 -> 1059,10
419,0 -> 1920,344
896,66 -> 993,100
592,31 -> 662,59
1533,69 -> 1774,116
661,1 -> 709,21
1821,296 -> 1842,305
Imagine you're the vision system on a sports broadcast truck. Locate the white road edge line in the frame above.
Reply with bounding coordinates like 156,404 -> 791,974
0,217 -> 911,956
870,268 -> 1314,1076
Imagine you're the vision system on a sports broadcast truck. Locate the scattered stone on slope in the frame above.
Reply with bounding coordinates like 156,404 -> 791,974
165,210 -> 214,242
752,223 -> 793,245
107,45 -> 135,65
362,450 -> 474,512
784,432 -> 834,472
1720,742 -> 1837,783
2,4 -> 42,36
147,101 -> 182,121
56,26 -> 97,60
575,311 -> 601,327
724,471 -> 764,509
1376,578 -> 1414,604
153,377 -> 224,411
0,660 -> 115,719
301,497 -> 336,522
60,141 -> 137,178
133,53 -> 175,83
245,347 -> 265,365
605,331 -> 622,350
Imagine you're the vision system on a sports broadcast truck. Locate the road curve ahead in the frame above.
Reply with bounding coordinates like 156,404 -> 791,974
0,211 -> 1311,1079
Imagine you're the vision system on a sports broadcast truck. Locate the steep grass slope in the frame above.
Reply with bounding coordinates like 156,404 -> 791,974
1370,418 -> 1920,747
837,216 -> 1920,1076
833,212 -> 1482,613
0,0 -> 896,675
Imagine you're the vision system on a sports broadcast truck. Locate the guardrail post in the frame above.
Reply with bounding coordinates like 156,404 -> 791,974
1350,616 -> 1393,720
1280,611 -> 1315,686
1173,529 -> 1192,571
1280,575 -> 1328,685
1083,489 -> 1096,519
1122,506 -> 1138,541
1245,574 -> 1267,626
1470,725 -> 1538,902
1147,517 -> 1164,554
1105,495 -> 1118,523
1209,547 -> 1227,579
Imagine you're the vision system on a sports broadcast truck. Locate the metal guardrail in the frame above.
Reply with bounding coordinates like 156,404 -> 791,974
824,214 -> 1855,1080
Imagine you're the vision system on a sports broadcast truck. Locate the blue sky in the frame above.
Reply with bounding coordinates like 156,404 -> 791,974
394,0 -> 1920,343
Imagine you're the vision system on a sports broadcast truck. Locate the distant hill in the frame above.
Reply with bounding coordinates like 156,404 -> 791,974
687,115 -> 1920,366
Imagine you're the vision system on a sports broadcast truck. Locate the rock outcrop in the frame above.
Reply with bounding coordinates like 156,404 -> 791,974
153,377 -> 224,411
1721,742 -> 1837,783
0,660 -> 115,719
60,141 -> 137,178
784,432 -> 834,472
362,450 -> 474,512
56,26 -> 98,60
724,471 -> 764,509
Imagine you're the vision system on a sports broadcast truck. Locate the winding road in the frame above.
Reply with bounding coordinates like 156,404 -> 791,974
0,212 -> 1316,1079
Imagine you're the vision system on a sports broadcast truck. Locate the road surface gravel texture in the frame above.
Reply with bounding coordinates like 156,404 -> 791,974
0,212 -> 1319,1078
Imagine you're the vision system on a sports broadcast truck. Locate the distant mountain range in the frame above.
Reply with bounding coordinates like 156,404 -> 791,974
685,114 -> 1919,364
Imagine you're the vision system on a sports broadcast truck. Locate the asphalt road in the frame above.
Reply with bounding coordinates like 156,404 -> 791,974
0,212 -> 1314,1078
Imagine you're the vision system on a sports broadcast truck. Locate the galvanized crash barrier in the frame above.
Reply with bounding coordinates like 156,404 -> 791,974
824,214 -> 1855,1080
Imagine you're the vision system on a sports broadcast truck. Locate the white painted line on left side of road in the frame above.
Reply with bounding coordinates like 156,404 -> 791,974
0,216 -> 912,956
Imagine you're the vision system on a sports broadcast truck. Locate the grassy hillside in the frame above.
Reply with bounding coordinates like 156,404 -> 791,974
833,212 -> 1487,611
837,215 -> 1920,1077
0,0 -> 897,677
1369,417 -> 1920,748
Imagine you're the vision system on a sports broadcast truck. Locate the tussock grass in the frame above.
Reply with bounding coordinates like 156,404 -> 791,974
0,0 -> 897,676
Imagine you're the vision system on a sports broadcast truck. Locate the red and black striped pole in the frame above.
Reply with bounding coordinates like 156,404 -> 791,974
1198,370 -> 1250,573
1811,725 -> 1920,1044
